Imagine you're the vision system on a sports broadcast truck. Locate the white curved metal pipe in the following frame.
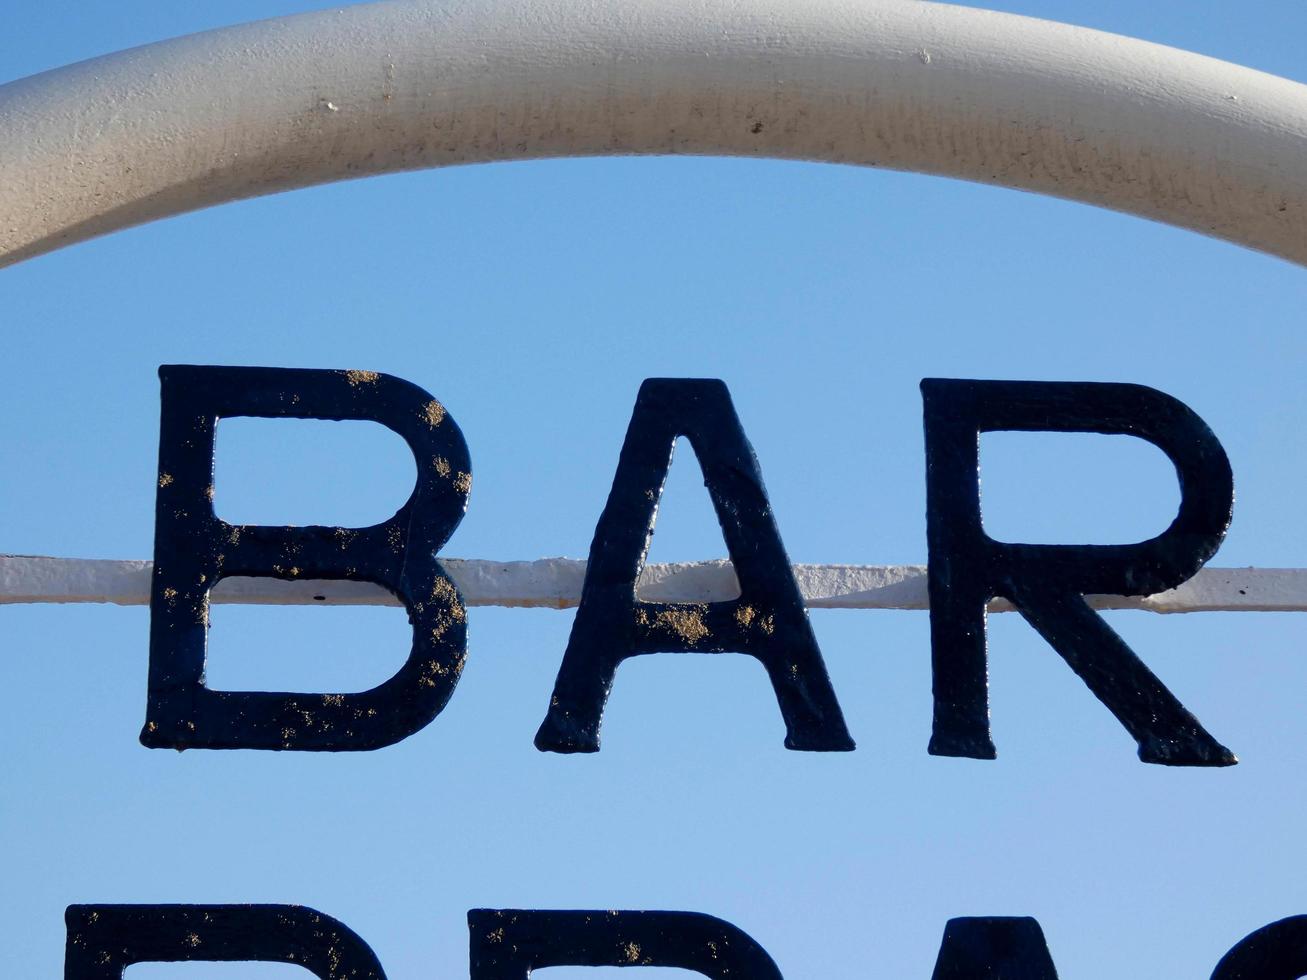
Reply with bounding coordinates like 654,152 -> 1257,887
2,0 -> 1307,268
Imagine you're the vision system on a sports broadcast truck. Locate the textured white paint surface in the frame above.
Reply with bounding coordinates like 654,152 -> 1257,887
3,0 -> 1307,267
4,554 -> 1305,613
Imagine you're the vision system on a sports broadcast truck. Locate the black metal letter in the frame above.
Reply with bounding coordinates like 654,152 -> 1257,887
922,379 -> 1235,766
930,917 -> 1060,979
535,378 -> 853,753
144,365 -> 471,751
469,909 -> 783,980
65,904 -> 386,980
1212,916 -> 1307,979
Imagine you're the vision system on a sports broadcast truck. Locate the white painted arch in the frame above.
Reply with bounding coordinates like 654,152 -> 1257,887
2,0 -> 1307,268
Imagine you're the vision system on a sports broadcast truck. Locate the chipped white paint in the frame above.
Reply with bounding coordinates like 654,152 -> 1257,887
3,555 -> 1305,614
3,0 -> 1307,267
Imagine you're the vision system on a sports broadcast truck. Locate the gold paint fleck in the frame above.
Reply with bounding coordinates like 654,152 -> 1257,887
432,456 -> 451,478
622,942 -> 641,963
158,472 -> 174,488
344,369 -> 380,386
423,400 -> 446,427
429,578 -> 464,625
655,605 -> 710,643
453,471 -> 472,494
322,694 -> 345,707
759,614 -> 775,635
736,605 -> 756,628
163,587 -> 178,601
185,934 -> 201,948
487,928 -> 505,944
204,485 -> 215,501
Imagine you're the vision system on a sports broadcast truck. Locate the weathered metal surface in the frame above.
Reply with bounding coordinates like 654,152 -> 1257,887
922,379 -> 1236,767
64,905 -> 386,980
534,379 -> 853,753
63,905 -> 1301,976
469,910 -> 783,980
143,365 -> 471,751
3,0 -> 1307,268
6,554 -> 1307,613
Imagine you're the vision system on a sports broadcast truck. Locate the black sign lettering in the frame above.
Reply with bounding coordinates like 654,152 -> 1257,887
64,904 -> 386,980
64,905 -> 1307,976
930,917 -> 1059,979
534,378 -> 853,753
921,379 -> 1235,767
468,909 -> 783,980
143,365 -> 471,751
1212,916 -> 1307,980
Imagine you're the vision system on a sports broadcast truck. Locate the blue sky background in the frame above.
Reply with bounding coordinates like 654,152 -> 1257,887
4,1 -> 1307,978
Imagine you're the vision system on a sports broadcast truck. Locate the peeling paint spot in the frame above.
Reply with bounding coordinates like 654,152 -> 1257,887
655,605 -> 710,643
423,399 -> 446,426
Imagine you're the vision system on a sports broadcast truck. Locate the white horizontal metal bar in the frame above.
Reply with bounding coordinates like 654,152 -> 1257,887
3,554 -> 1305,614
4,0 -> 1307,267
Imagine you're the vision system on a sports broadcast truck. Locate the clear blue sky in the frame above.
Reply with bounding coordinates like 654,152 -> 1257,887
3,2 -> 1307,978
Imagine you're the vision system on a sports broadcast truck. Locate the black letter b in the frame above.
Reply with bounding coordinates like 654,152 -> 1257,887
144,366 -> 471,751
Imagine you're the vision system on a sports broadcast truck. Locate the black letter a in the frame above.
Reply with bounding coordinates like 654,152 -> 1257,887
535,379 -> 854,753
